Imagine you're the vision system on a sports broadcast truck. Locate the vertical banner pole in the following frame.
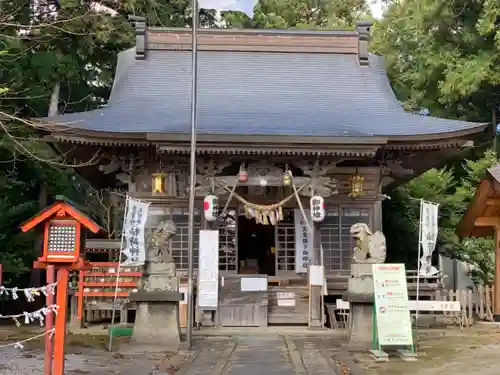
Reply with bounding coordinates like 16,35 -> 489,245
414,199 -> 424,347
186,0 -> 199,350
108,196 -> 129,352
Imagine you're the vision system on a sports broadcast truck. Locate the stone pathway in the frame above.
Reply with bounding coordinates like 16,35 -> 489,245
177,335 -> 360,375
0,330 -> 361,375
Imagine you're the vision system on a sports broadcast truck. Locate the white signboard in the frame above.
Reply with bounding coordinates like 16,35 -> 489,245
240,277 -> 267,292
277,292 -> 295,299
372,263 -> 413,347
197,230 -> 219,309
179,286 -> 188,305
277,299 -> 296,307
294,209 -> 313,273
121,198 -> 150,266
309,265 -> 324,286
419,201 -> 439,276
336,299 -> 460,312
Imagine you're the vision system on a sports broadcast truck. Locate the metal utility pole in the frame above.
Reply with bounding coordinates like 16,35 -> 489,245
186,0 -> 199,350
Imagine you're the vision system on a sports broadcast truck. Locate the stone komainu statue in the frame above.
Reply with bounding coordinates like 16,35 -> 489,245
350,223 -> 387,264
148,220 -> 178,263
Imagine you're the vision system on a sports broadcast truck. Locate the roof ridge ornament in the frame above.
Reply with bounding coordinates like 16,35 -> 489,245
129,15 -> 147,60
356,20 -> 372,66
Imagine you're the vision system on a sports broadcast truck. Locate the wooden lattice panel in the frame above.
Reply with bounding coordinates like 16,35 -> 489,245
321,206 -> 371,271
171,208 -> 202,271
276,223 -> 295,272
219,208 -> 237,272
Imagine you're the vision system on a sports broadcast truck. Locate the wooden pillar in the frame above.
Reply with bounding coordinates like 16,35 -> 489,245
373,200 -> 383,232
76,270 -> 84,326
53,268 -> 70,375
309,222 -> 322,328
44,265 -> 55,375
495,227 -> 500,322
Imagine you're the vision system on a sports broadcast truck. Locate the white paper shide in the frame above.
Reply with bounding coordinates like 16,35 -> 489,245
120,198 -> 150,266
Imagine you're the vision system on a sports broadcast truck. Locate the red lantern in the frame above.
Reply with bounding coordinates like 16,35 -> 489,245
239,170 -> 248,183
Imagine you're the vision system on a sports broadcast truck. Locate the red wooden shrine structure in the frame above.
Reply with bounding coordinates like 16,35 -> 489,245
20,196 -> 102,375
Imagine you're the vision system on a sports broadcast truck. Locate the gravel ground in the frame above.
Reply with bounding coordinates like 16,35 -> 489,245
355,327 -> 500,375
0,327 -> 182,375
2,326 -> 499,374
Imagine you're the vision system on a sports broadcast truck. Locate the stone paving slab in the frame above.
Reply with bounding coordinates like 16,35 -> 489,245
176,335 -> 359,375
1,333 -> 362,375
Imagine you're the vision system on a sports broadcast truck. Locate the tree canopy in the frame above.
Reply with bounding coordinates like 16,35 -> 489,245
371,0 -> 499,122
373,0 -> 500,285
1,0 -> 499,286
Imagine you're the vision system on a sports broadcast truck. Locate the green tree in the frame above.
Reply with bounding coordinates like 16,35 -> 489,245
371,0 -> 499,284
223,0 -> 371,29
371,0 -> 499,122
383,151 -> 498,285
0,0 -> 219,278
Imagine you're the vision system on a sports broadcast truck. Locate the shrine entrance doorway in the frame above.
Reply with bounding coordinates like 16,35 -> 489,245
237,216 -> 276,276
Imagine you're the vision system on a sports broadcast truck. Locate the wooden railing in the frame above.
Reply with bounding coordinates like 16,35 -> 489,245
436,286 -> 495,323
73,261 -> 141,325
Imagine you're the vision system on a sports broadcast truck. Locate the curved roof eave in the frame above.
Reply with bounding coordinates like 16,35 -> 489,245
39,49 -> 489,140
384,123 -> 488,142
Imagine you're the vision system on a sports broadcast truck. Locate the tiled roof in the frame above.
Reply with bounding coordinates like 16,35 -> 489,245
50,47 -> 485,137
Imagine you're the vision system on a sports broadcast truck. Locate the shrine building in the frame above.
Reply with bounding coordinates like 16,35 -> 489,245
40,20 -> 487,327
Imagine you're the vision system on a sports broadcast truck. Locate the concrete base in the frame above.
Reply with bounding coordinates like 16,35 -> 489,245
346,263 -> 375,350
476,321 -> 500,328
369,349 -> 388,362
127,302 -> 181,353
396,349 -> 417,362
347,303 -> 373,349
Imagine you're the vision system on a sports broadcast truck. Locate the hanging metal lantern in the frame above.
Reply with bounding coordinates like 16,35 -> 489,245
203,194 -> 218,222
349,169 -> 365,198
310,195 -> 325,222
282,173 -> 292,187
152,173 -> 166,195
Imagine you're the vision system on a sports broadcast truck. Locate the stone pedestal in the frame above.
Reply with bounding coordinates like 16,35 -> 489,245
129,291 -> 182,352
126,261 -> 182,353
344,263 -> 374,350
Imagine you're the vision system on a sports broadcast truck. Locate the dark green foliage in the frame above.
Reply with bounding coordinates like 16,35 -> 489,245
373,0 -> 499,284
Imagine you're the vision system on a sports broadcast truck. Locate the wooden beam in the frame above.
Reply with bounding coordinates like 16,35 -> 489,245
495,228 -> 500,321
474,216 -> 500,227
486,198 -> 500,206
458,179 -> 494,237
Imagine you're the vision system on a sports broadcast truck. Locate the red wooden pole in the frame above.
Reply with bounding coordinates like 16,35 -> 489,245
77,270 -> 84,323
52,268 -> 69,375
45,265 -> 55,375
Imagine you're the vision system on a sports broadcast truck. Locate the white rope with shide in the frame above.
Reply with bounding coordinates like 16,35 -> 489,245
0,305 -> 59,326
0,328 -> 55,350
0,282 -> 58,302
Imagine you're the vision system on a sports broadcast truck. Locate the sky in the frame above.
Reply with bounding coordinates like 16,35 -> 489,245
370,0 -> 386,19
